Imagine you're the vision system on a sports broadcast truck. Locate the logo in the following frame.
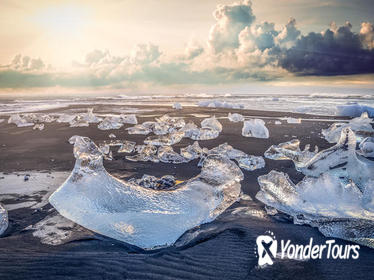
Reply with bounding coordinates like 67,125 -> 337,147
255,231 -> 360,267
256,231 -> 277,266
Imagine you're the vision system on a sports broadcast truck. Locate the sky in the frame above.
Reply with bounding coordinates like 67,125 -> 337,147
0,0 -> 374,94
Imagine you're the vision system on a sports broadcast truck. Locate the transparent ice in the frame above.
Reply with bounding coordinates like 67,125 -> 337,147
286,117 -> 301,124
201,116 -> 222,132
126,124 -> 152,135
126,144 -> 159,163
49,136 -> 244,249
242,119 -> 269,139
198,100 -> 244,109
180,141 -> 206,161
98,116 -> 124,130
33,123 -> 45,130
0,203 -> 8,236
172,103 -> 182,110
228,113 -> 244,122
117,141 -> 136,153
300,128 -> 374,189
129,174 -> 177,190
198,143 -> 265,171
359,137 -> 374,158
157,146 -> 188,164
257,128 -> 374,247
264,139 -> 318,169
8,114 -> 34,127
256,170 -> 374,247
322,112 -> 374,143
144,131 -> 184,146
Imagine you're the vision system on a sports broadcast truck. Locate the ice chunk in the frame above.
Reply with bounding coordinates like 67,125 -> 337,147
157,146 -> 187,164
68,109 -> 102,127
172,103 -> 182,110
117,141 -> 136,153
33,123 -> 45,130
8,114 -> 34,127
189,127 -> 220,140
126,124 -> 152,135
198,100 -> 244,109
130,175 -> 177,190
144,131 -> 184,146
242,119 -> 269,139
359,137 -> 374,158
256,170 -> 374,247
264,139 -> 318,169
121,114 -> 138,125
236,156 -> 265,171
322,112 -> 374,143
49,136 -> 243,248
84,108 -> 102,123
337,104 -> 374,118
57,114 -> 76,123
8,113 -> 56,127
0,203 -> 8,236
152,115 -> 185,135
300,128 -> 374,189
286,117 -> 301,124
180,141 -> 205,161
275,120 -> 281,125
109,133 -> 116,138
179,120 -> 221,141
98,116 -> 123,130
200,143 -> 265,171
126,144 -> 159,162
257,128 -> 374,247
201,116 -> 222,132
228,113 -> 244,122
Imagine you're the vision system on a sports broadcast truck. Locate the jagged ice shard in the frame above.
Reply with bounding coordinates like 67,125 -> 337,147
322,112 -> 374,143
0,203 -> 8,236
264,139 -> 318,169
257,128 -> 374,247
49,136 -> 244,249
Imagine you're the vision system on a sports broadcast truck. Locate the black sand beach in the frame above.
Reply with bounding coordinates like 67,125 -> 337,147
0,105 -> 373,280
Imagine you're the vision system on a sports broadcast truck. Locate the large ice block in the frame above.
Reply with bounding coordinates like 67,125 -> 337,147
256,170 -> 374,247
322,112 -> 374,143
49,136 -> 243,249
257,128 -> 374,247
242,119 -> 269,139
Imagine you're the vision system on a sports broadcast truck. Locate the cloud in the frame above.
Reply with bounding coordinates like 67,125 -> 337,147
279,21 -> 374,75
208,0 -> 255,53
276,18 -> 301,47
129,43 -> 161,64
360,22 -> 374,49
5,54 -> 46,71
184,41 -> 204,60
0,1 -> 373,90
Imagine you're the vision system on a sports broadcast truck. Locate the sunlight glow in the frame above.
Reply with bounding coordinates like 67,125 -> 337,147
33,5 -> 88,37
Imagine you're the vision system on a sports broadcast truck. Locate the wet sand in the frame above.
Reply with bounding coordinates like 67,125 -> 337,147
0,105 -> 373,280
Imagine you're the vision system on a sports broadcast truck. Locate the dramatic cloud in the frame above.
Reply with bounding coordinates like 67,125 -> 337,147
208,0 -> 255,53
279,22 -> 374,75
0,0 -> 373,90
